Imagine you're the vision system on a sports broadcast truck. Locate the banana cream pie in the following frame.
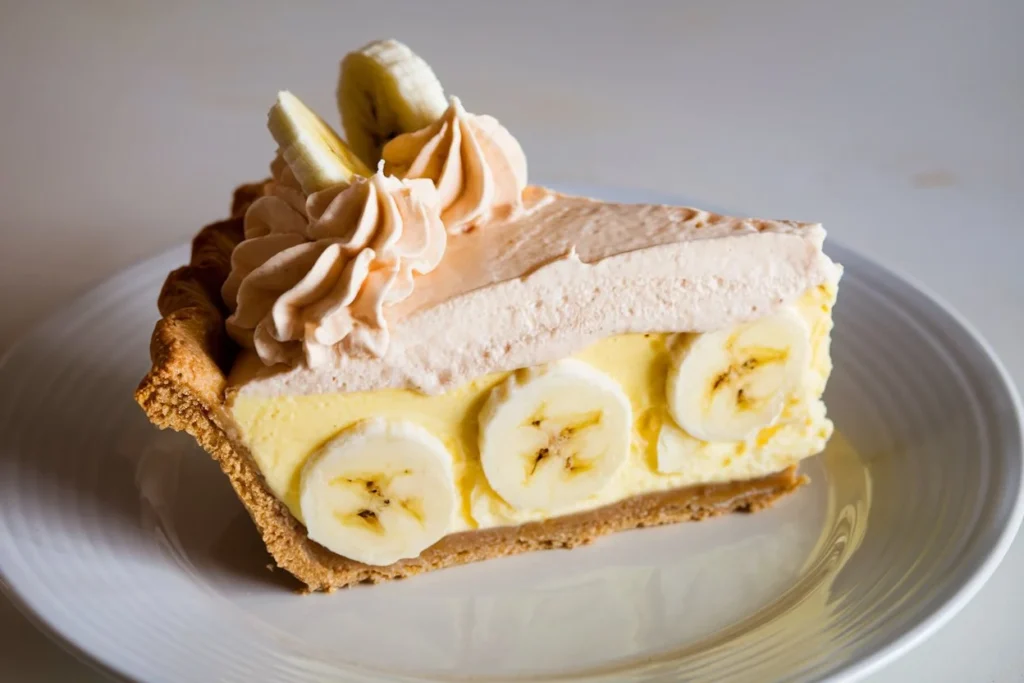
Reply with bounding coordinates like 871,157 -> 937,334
136,39 -> 841,591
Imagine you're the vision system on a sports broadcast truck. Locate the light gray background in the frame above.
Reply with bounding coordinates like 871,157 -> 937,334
1,1 -> 1021,680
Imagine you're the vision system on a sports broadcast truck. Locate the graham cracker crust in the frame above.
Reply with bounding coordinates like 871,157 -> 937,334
134,182 -> 808,592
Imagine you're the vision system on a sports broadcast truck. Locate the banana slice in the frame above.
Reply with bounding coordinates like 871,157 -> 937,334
666,308 -> 811,443
478,359 -> 632,511
338,39 -> 449,168
299,418 -> 455,566
268,91 -> 371,195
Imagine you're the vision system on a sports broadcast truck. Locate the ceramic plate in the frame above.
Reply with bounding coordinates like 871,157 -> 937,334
1,189 -> 1021,683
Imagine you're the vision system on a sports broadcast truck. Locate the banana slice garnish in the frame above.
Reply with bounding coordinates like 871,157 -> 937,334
478,359 -> 631,511
268,90 -> 371,195
299,418 -> 455,566
666,307 -> 811,443
338,39 -> 449,168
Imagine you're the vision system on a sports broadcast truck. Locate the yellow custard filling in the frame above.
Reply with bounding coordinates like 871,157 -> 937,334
228,284 -> 836,533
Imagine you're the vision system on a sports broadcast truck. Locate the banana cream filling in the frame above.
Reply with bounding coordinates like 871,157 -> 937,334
227,282 -> 835,565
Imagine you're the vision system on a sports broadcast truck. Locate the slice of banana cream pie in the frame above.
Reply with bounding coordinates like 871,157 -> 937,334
136,39 -> 841,591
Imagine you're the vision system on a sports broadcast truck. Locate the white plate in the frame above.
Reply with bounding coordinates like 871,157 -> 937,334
0,190 -> 1021,683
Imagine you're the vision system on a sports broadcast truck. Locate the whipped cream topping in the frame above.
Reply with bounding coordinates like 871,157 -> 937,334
382,97 -> 527,233
229,193 -> 841,398
222,162 -> 446,366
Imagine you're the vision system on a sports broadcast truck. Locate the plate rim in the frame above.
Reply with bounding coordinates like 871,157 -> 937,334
819,242 -> 1024,682
1,190 -> 1022,683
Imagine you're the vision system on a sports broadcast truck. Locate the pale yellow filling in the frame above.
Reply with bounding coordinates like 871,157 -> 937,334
228,284 -> 836,533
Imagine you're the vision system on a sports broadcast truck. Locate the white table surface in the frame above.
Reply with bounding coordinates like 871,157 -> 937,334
1,1 -> 1021,680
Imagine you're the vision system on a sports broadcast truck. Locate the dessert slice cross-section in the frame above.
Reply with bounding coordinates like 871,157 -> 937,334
136,39 -> 840,592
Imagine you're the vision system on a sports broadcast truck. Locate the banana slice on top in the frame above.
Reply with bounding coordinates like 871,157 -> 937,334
299,418 -> 455,566
478,359 -> 632,511
338,39 -> 449,168
666,307 -> 811,443
268,91 -> 371,195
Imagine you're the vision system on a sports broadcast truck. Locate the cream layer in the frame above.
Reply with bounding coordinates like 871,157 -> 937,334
230,191 -> 839,398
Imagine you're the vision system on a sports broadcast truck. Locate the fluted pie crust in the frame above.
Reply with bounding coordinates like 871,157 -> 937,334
133,182 -> 808,592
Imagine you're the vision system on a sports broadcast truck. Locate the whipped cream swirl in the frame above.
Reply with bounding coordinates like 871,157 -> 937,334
222,162 -> 446,366
382,97 -> 527,233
